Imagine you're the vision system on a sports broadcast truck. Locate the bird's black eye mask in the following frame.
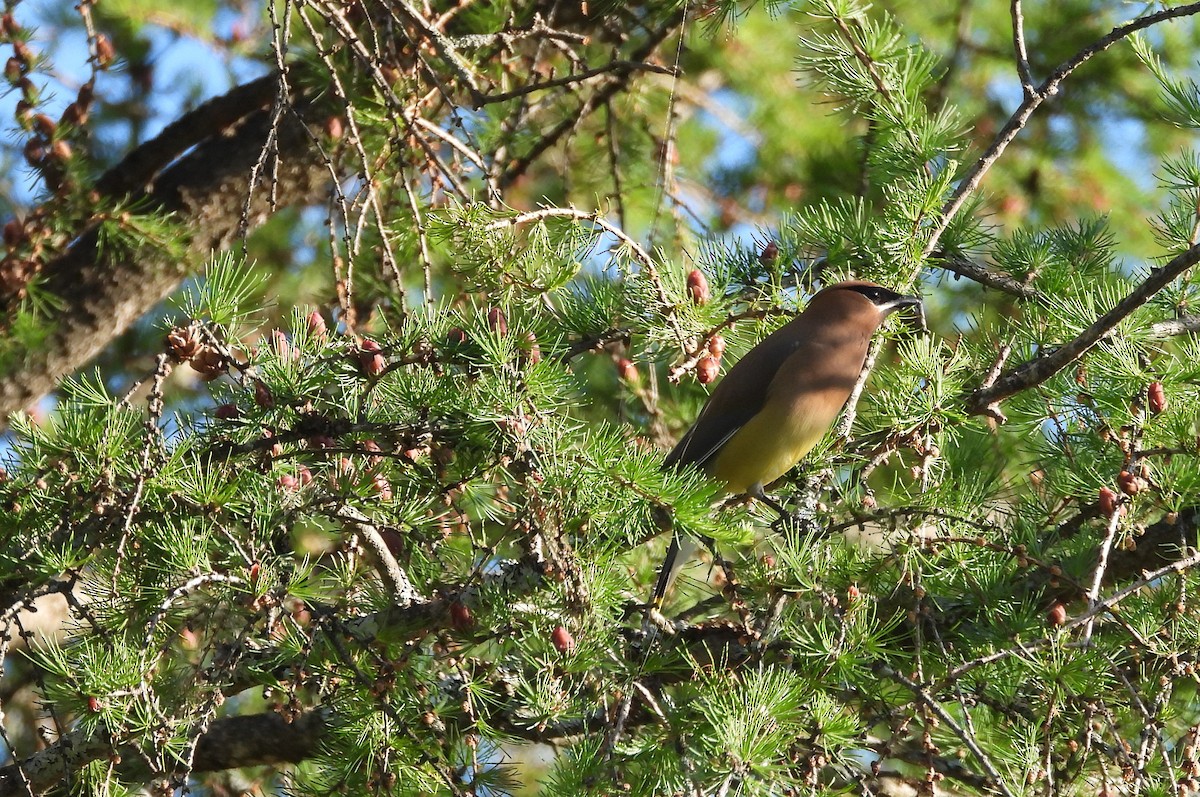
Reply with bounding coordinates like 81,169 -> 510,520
844,284 -> 901,305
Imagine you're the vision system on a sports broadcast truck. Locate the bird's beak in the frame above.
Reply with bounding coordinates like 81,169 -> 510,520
881,294 -> 923,315
883,294 -> 926,333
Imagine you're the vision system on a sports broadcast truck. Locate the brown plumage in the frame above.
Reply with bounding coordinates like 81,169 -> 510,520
651,279 -> 921,608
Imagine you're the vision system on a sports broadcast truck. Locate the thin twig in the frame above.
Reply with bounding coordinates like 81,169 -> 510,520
1083,507 -> 1123,643
1009,0 -> 1035,97
836,338 -> 881,441
925,2 -> 1200,259
875,663 -> 1018,797
477,61 -> 675,105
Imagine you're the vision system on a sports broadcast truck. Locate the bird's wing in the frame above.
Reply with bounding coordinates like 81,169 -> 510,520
663,327 -> 803,472
662,401 -> 759,472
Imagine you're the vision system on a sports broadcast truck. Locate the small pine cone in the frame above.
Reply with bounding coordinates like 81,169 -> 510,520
1117,470 -> 1144,497
3,218 -> 24,247
165,325 -> 203,362
759,240 -> 779,264
306,310 -> 327,339
617,358 -> 638,383
518,332 -> 542,366
359,339 -> 386,376
1098,486 -> 1121,517
253,380 -> 274,409
696,355 -> 720,384
686,269 -> 710,305
61,101 -> 88,127
11,39 -> 30,68
33,113 -> 54,137
450,601 -> 473,630
487,307 -> 508,336
214,403 -> 239,420
22,139 -> 43,166
1148,381 -> 1167,415
190,347 -> 227,380
551,625 -> 575,653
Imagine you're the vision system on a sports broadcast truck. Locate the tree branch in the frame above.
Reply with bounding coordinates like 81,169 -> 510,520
963,243 -> 1200,418
0,710 -> 327,797
0,75 -> 331,421
924,1 -> 1200,259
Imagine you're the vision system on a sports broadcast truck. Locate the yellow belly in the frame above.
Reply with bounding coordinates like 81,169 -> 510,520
705,401 -> 828,494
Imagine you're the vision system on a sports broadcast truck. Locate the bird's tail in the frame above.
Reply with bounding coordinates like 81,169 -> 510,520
648,533 -> 699,611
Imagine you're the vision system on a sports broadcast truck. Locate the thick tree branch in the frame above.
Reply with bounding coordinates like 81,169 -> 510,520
963,244 -> 1200,418
0,75 -> 331,420
0,710 -> 327,796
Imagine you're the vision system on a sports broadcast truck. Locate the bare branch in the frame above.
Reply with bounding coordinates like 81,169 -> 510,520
1010,0 -> 1035,97
0,711 -> 327,797
925,1 -> 1200,259
477,60 -> 675,105
335,505 -> 425,607
0,77 -> 331,421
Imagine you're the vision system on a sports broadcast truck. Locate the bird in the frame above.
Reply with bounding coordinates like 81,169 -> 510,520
650,279 -> 922,611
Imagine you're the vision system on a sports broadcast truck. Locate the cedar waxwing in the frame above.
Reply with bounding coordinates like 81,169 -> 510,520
651,280 -> 922,609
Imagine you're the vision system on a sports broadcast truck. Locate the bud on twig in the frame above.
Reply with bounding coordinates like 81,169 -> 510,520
1117,470 -> 1144,496
1098,486 -> 1121,517
450,601 -> 473,630
551,625 -> 575,653
487,307 -> 508,336
696,355 -> 719,384
3,219 -> 24,247
617,358 -> 638,383
686,269 -> 710,305
1148,381 -> 1166,415
519,332 -> 542,365
307,310 -> 327,339
253,380 -> 274,409
359,339 -> 386,376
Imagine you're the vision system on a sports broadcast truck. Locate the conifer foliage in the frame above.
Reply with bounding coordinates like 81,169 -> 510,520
4,0 -> 1200,794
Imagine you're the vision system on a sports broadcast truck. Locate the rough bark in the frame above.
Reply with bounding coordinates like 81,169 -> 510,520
0,710 -> 328,796
0,75 -> 332,420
